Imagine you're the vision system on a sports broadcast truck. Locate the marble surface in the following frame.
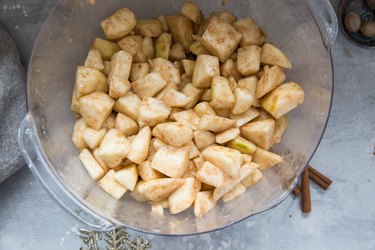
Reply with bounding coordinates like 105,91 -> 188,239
1,0 -> 375,249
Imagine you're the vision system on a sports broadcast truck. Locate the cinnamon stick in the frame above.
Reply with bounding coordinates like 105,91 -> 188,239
309,171 -> 330,190
292,185 -> 301,196
308,165 -> 332,185
301,168 -> 311,213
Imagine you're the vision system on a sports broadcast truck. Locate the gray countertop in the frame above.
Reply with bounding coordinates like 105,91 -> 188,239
1,0 -> 375,249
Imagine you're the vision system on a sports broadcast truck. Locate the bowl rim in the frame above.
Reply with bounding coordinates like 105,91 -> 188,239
24,0 -> 335,235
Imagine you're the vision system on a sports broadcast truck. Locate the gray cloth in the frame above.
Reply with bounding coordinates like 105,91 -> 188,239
0,22 -> 26,183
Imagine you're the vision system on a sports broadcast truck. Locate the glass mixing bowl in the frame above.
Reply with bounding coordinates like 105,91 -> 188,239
18,0 -> 337,235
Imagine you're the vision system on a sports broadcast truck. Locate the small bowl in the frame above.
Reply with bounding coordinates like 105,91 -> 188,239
339,0 -> 375,48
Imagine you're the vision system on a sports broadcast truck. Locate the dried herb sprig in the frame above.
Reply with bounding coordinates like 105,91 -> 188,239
79,228 -> 102,250
123,236 -> 151,250
105,227 -> 130,250
78,227 -> 151,250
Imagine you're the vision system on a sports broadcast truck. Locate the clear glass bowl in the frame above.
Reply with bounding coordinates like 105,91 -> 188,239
18,0 -> 337,235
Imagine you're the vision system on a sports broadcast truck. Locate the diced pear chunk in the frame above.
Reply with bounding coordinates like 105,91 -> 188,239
115,113 -> 138,136
189,40 -> 209,56
215,128 -> 240,144
221,59 -> 242,81
155,32 -> 173,59
73,66 -> 108,101
261,43 -> 292,69
256,65 -> 286,98
82,127 -> 107,149
227,136 -> 257,154
158,15 -> 169,31
152,122 -> 193,147
92,38 -> 120,61
222,183 -> 247,202
132,72 -> 167,98
127,126 -> 151,164
100,8 -> 137,40
210,11 -> 237,23
152,138 -> 167,151
240,119 -> 275,150
194,191 -> 217,217
166,14 -> 193,51
227,76 -> 238,92
151,203 -> 164,216
202,145 -> 241,178
185,141 -> 200,159
233,18 -> 266,47
231,87 -> 253,115
84,48 -> 104,71
242,167 -> 263,188
196,161 -> 226,187
113,164 -> 138,191
181,84 -> 203,109
101,114 -> 116,130
138,97 -> 171,127
79,92 -> 115,130
138,178 -> 184,201
114,92 -> 141,121
182,161 -> 197,178
177,74 -> 191,92
210,76 -> 235,109
193,130 -> 216,150
170,109 -> 200,130
130,63 -> 150,82
108,50 -> 132,99
79,149 -> 105,180
93,148 -> 109,172
134,19 -> 163,37
201,16 -> 242,62
169,178 -> 201,214
133,37 -> 155,63
151,146 -> 190,178
192,54 -> 220,88
181,1 -> 202,24
98,170 -> 127,200
181,59 -> 195,76
253,108 -> 273,122
193,102 -> 216,117
104,61 -> 112,76
212,163 -> 255,200
272,116 -> 289,145
252,148 -> 283,171
229,107 -> 259,127
238,76 -> 259,107
150,57 -> 180,84
156,83 -> 179,100
169,43 -> 186,61
72,118 -> 88,151
117,35 -> 143,56
199,115 -> 235,133
98,129 -> 130,168
237,45 -> 262,76
241,154 -> 253,164
138,161 -> 166,181
260,82 -> 305,119
130,180 -> 149,202
162,89 -> 191,107
200,89 -> 212,102
193,155 -> 205,169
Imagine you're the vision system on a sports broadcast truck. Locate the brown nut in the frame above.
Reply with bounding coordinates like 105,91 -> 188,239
367,0 -> 375,10
361,21 -> 375,37
344,12 -> 361,33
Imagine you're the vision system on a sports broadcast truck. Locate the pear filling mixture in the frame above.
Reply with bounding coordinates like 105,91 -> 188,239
71,1 -> 304,218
